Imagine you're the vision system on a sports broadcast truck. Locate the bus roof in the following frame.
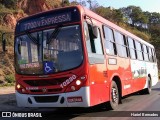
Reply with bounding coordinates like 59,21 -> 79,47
79,5 -> 154,48
17,5 -> 154,48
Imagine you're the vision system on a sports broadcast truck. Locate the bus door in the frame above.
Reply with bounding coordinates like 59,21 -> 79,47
84,21 -> 109,106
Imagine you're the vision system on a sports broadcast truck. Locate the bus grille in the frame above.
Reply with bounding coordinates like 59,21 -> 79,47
24,77 -> 68,86
23,77 -> 68,94
34,96 -> 59,103
30,88 -> 62,93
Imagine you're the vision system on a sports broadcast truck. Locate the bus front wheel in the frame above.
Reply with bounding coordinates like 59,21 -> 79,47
108,81 -> 119,110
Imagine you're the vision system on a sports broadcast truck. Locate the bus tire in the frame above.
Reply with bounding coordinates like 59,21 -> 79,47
143,77 -> 152,94
108,81 -> 119,110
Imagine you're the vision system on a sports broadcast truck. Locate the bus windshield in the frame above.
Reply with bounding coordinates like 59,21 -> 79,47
15,25 -> 83,75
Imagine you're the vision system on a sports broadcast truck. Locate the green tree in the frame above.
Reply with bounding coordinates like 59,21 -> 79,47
95,6 -> 123,23
70,1 -> 79,5
148,12 -> 160,24
62,0 -> 70,7
129,6 -> 143,25
113,9 -> 124,23
121,6 -> 149,27
150,25 -> 160,44
86,0 -> 99,10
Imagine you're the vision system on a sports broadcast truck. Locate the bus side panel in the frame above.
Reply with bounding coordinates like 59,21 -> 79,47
145,62 -> 159,87
107,57 -> 133,97
88,64 -> 110,106
130,60 -> 147,92
90,84 -> 109,106
132,77 -> 146,92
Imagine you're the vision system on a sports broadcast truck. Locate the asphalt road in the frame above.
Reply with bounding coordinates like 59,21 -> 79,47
0,82 -> 160,120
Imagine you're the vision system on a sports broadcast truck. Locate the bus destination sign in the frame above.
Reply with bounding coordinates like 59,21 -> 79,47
20,12 -> 71,31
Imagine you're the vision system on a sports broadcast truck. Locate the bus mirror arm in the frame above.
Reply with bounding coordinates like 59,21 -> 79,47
84,15 -> 98,39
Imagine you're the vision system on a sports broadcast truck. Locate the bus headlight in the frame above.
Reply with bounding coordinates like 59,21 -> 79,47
76,80 -> 81,85
65,75 -> 87,92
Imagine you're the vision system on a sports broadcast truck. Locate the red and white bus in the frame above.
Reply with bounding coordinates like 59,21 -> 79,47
14,5 -> 158,109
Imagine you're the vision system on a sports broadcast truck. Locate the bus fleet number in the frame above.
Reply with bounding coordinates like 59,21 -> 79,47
60,75 -> 77,88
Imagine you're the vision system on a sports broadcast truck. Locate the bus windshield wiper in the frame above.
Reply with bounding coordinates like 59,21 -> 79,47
25,31 -> 39,44
47,25 -> 63,44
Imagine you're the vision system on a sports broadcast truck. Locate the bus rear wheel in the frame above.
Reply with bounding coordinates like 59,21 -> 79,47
108,81 -> 119,110
143,77 -> 152,94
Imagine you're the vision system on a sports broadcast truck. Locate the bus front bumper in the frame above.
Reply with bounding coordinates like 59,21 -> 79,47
16,87 -> 90,107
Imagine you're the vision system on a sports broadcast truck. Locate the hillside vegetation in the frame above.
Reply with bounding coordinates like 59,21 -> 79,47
0,0 -> 160,85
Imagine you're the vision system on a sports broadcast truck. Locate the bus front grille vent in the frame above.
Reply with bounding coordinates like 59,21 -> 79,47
30,88 -> 63,93
34,96 -> 59,103
24,77 -> 68,86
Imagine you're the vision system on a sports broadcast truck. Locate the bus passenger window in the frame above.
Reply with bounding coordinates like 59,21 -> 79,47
143,44 -> 149,61
103,26 -> 117,55
135,41 -> 143,60
141,43 -> 144,60
94,28 -> 103,54
123,35 -> 129,57
152,48 -> 156,62
114,31 -> 127,58
128,37 -> 136,59
148,47 -> 153,62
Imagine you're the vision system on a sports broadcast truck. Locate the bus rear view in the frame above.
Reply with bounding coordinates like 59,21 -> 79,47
15,6 -> 90,107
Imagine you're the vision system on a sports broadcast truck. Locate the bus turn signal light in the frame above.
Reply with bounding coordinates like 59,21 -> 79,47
16,83 -> 28,94
71,86 -> 76,91
17,84 -> 21,89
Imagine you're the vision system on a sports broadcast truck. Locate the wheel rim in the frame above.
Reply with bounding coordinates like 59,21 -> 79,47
112,87 -> 118,104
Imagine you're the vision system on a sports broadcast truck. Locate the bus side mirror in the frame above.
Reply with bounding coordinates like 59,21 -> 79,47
92,26 -> 98,39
